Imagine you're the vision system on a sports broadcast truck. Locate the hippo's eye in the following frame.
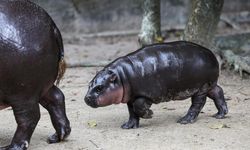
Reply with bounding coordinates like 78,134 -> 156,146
95,85 -> 104,93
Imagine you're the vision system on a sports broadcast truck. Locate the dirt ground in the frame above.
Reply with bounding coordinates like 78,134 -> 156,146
1,38 -> 250,150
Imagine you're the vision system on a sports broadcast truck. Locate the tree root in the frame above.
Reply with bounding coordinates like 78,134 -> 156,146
221,50 -> 250,77
220,15 -> 241,30
215,32 -> 250,54
214,32 -> 250,77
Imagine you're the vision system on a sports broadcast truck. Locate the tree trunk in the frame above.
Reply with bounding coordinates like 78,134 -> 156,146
182,0 -> 250,76
138,0 -> 162,47
182,0 -> 224,49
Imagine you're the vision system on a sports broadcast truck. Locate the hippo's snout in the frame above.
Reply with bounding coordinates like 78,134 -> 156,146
84,95 -> 98,108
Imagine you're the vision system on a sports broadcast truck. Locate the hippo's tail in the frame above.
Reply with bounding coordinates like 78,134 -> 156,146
54,27 -> 66,86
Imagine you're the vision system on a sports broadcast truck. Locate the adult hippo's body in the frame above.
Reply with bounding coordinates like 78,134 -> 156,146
85,41 -> 228,129
0,1 -> 70,149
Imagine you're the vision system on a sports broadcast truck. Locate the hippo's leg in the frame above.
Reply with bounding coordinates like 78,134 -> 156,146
121,102 -> 140,129
207,85 -> 228,119
39,85 -> 71,144
1,98 -> 40,150
177,94 -> 206,124
133,98 -> 153,119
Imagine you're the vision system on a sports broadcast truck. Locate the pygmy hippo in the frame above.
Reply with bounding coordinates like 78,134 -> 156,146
85,41 -> 228,129
0,1 -> 70,149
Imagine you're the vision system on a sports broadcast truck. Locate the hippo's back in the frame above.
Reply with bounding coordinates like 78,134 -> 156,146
0,0 -> 55,49
0,0 -> 60,96
115,41 -> 219,101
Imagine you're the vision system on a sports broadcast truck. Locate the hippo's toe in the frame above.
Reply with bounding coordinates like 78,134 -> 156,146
47,126 -> 71,144
0,142 -> 29,150
177,113 -> 198,124
212,112 -> 226,119
212,105 -> 228,119
121,118 -> 139,129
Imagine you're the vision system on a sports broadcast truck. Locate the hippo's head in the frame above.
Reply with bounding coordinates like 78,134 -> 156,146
85,69 -> 124,108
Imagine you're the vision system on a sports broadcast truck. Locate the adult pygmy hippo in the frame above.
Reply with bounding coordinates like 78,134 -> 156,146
0,0 -> 70,149
85,41 -> 228,129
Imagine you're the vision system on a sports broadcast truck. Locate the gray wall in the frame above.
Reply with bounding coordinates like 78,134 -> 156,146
30,0 -> 250,34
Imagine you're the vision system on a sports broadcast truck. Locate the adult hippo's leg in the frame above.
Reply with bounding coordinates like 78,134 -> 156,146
0,104 -> 9,110
0,92 -> 9,110
177,94 -> 207,124
121,102 -> 140,129
207,85 -> 228,119
39,85 -> 71,144
1,98 -> 40,150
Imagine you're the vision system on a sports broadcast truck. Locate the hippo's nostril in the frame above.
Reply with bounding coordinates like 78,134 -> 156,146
84,96 -> 98,108
84,96 -> 91,103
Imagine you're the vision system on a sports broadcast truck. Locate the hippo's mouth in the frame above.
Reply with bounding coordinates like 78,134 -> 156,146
84,97 -> 98,108
88,100 -> 99,108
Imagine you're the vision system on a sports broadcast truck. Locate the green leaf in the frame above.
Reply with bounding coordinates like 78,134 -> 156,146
88,120 -> 97,128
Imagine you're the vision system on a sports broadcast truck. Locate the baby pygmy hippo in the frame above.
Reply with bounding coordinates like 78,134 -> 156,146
85,41 -> 228,129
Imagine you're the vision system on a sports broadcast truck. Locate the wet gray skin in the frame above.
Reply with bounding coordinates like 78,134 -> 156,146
84,41 -> 228,129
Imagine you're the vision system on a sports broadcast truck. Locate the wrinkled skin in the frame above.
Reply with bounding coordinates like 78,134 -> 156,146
0,1 -> 70,149
85,41 -> 228,129
85,70 -> 124,108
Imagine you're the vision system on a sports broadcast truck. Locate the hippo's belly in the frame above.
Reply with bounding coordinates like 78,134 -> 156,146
172,88 -> 200,100
150,88 -> 199,103
148,82 -> 214,104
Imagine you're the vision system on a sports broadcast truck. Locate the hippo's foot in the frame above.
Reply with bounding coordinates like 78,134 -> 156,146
212,110 -> 227,119
0,142 -> 28,150
208,85 -> 228,120
178,94 -> 207,124
47,126 -> 71,143
121,117 -> 139,129
212,113 -> 225,119
177,112 -> 198,124
39,85 -> 71,144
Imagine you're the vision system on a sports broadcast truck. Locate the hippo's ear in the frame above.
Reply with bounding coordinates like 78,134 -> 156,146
109,73 -> 117,82
108,70 -> 117,82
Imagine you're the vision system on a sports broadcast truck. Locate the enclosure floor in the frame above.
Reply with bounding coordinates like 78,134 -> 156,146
0,67 -> 250,150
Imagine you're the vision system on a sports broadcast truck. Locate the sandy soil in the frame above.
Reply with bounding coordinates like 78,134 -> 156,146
1,38 -> 250,150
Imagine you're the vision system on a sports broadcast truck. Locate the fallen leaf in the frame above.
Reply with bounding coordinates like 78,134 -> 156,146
88,120 -> 97,128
